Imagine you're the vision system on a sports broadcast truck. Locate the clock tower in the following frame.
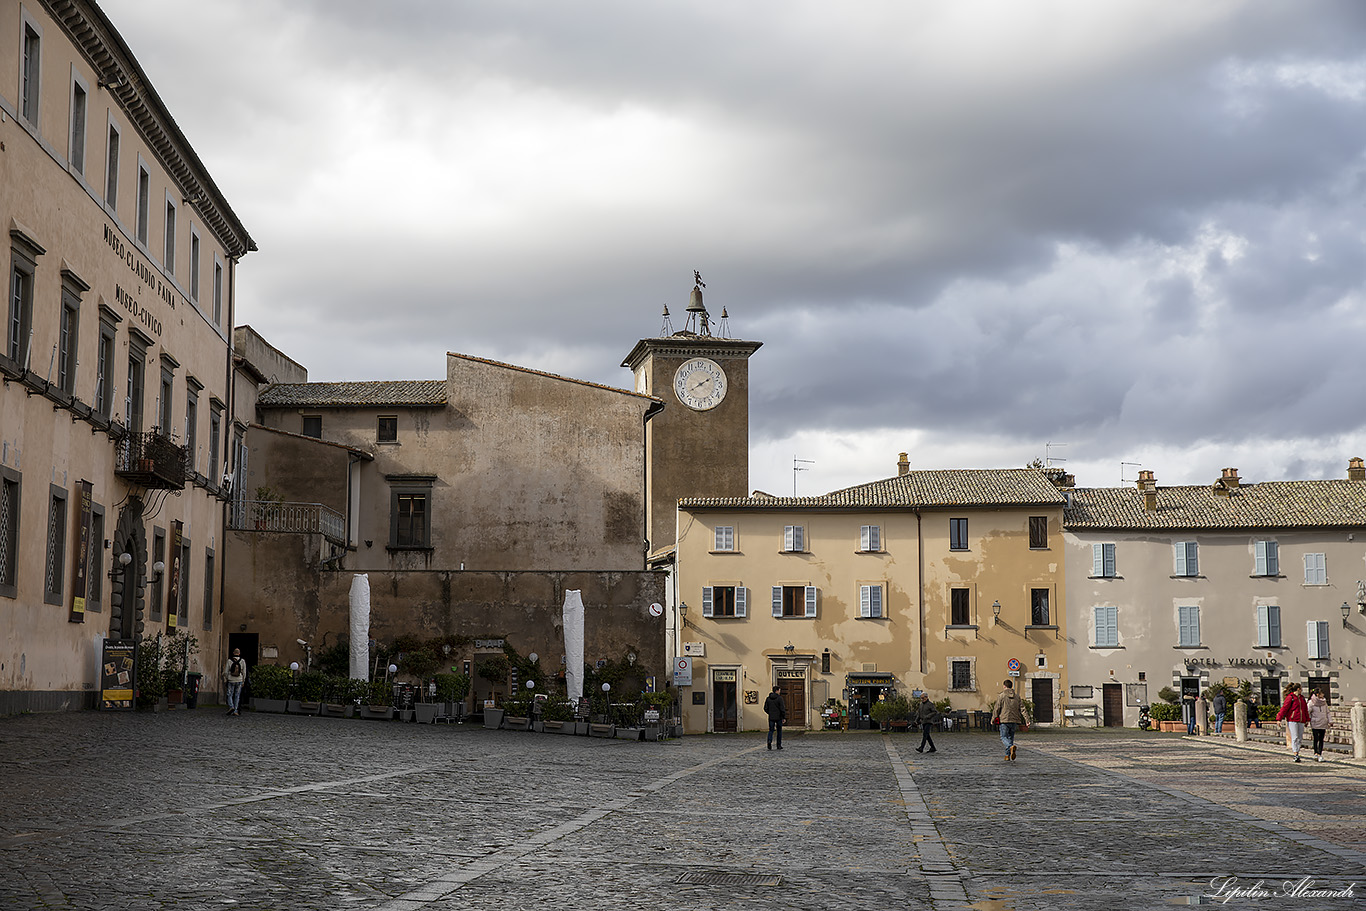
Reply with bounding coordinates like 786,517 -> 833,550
621,275 -> 761,555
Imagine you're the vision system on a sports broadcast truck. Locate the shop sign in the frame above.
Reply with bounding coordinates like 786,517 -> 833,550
1188,657 -> 1279,668
474,638 -> 505,651
68,481 -> 93,623
165,520 -> 183,631
712,669 -> 737,682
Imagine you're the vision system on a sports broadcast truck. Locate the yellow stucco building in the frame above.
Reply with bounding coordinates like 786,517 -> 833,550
675,458 -> 1071,732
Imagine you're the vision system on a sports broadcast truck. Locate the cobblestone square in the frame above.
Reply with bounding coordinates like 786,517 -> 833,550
2,713 -> 1364,910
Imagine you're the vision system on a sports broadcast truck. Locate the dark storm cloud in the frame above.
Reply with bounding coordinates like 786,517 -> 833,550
99,0 -> 1366,489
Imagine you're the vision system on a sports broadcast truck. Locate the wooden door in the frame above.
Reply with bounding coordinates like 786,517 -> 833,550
1031,678 -> 1054,723
1102,683 -> 1124,727
713,680 -> 737,732
778,678 -> 805,727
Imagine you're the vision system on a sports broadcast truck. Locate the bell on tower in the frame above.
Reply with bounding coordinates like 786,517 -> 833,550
684,270 -> 712,337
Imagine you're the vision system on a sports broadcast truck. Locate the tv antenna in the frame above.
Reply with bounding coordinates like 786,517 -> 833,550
1120,462 -> 1142,484
1045,441 -> 1067,467
793,457 -> 814,496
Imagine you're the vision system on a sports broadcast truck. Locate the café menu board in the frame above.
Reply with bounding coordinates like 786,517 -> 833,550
101,638 -> 136,710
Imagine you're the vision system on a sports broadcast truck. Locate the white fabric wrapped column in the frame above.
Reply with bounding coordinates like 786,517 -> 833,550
563,590 -> 585,702
349,574 -> 371,680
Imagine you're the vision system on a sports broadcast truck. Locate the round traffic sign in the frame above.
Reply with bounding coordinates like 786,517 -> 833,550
1007,658 -> 1021,672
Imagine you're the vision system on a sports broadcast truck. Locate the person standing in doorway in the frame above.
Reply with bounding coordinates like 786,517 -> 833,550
1211,690 -> 1227,735
993,680 -> 1026,761
764,686 -> 787,751
1246,693 -> 1262,729
1308,689 -> 1331,762
1182,690 -> 1198,735
1276,682 -> 1310,762
914,693 -> 941,754
224,648 -> 246,716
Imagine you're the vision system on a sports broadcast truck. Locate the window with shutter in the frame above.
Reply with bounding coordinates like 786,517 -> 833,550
1304,553 -> 1326,585
714,526 -> 734,551
1094,606 -> 1118,647
1174,542 -> 1198,576
703,586 -> 742,617
805,585 -> 817,618
950,588 -> 970,625
1028,516 -> 1048,549
860,525 -> 881,551
1307,620 -> 1330,659
784,525 -> 804,552
1255,541 -> 1279,576
1092,543 -> 1116,577
860,584 -> 883,619
702,586 -> 714,617
1178,605 -> 1200,647
735,586 -> 747,618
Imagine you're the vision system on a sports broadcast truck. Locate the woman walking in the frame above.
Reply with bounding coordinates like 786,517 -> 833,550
1276,683 -> 1311,763
1308,689 -> 1331,762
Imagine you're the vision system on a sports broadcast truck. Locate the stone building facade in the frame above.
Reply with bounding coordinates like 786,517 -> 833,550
1,0 -> 253,712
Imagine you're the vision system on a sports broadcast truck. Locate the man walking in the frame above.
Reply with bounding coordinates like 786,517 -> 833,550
764,686 -> 787,750
224,648 -> 247,716
993,680 -> 1026,761
914,693 -> 940,753
1211,690 -> 1227,734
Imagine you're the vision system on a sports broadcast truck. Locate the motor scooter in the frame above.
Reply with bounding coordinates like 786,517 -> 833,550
1137,703 -> 1152,731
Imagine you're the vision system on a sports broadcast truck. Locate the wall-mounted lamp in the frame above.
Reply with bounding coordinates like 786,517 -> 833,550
627,652 -> 636,666
992,600 -> 1002,622
1343,602 -> 1352,627
679,601 -> 688,614
109,551 -> 133,579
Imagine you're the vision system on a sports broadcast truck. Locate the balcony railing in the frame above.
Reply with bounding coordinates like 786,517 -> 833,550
114,432 -> 190,489
228,500 -> 347,545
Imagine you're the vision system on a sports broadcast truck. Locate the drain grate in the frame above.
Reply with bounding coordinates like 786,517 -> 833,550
678,871 -> 782,887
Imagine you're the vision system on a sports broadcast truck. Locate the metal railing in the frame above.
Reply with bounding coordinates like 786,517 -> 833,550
114,432 -> 190,489
228,500 -> 346,544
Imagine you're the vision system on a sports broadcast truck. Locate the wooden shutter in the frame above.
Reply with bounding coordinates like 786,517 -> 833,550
1267,605 -> 1281,647
1256,604 -> 1269,646
785,526 -> 803,551
1174,542 -> 1187,576
870,585 -> 882,618
702,586 -> 713,618
861,525 -> 880,551
1266,541 -> 1278,576
772,586 -> 783,617
1178,605 -> 1200,646
1305,553 -> 1326,585
1103,543 -> 1115,577
1255,541 -> 1268,576
1095,606 -> 1117,647
805,585 -> 817,618
1308,620 -> 1329,659
1093,544 -> 1104,577
735,586 -> 747,618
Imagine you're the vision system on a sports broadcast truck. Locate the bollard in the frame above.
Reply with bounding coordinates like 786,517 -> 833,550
1196,697 -> 1209,736
1234,700 -> 1248,743
1353,701 -> 1365,761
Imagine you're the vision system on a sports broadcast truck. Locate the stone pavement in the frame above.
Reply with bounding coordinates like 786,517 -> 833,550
1,713 -> 1364,910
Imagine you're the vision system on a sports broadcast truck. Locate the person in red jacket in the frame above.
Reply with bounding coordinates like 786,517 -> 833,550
1276,682 -> 1311,763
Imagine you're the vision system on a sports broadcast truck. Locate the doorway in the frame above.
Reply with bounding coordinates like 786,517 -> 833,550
777,676 -> 806,727
1306,676 -> 1331,704
1102,683 -> 1124,727
712,676 -> 737,732
227,632 -> 259,703
1031,678 -> 1054,723
1259,676 -> 1281,709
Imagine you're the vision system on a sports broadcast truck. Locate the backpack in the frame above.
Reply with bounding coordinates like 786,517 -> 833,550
229,658 -> 243,676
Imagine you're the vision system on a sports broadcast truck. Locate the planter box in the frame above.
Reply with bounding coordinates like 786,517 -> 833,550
574,721 -> 590,736
642,725 -> 661,741
483,708 -> 505,730
359,705 -> 394,720
414,703 -> 440,724
1159,721 -> 1184,732
615,727 -> 644,741
252,698 -> 288,714
542,720 -> 575,734
504,716 -> 531,731
397,709 -> 415,723
322,703 -> 354,718
890,721 -> 910,733
289,700 -> 321,715
589,723 -> 615,738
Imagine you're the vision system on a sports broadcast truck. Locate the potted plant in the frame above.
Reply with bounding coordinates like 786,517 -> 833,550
434,672 -> 470,720
1149,702 -> 1182,731
359,679 -> 395,720
641,691 -> 672,741
249,664 -> 292,713
134,633 -> 167,711
291,670 -> 325,715
541,699 -> 575,734
502,692 -> 532,731
322,676 -> 363,717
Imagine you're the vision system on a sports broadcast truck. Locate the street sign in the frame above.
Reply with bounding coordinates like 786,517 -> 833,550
648,602 -> 664,617
673,657 -> 693,687
1008,657 -> 1021,677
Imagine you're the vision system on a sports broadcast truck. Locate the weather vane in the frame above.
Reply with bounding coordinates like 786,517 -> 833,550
694,270 -> 706,291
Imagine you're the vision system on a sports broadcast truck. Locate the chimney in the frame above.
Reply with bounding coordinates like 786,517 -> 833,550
897,452 -> 910,476
1137,470 -> 1157,512
1221,468 -> 1240,489
1350,457 -> 1366,482
1043,467 -> 1075,489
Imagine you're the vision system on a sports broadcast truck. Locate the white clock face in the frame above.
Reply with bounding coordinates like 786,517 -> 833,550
674,357 -> 727,411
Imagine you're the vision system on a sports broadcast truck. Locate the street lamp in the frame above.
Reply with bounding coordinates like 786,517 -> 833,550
992,600 -> 1002,623
601,681 -> 611,722
1343,602 -> 1352,627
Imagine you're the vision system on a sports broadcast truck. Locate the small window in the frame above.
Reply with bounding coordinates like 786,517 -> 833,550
150,527 -> 165,621
1256,604 -> 1282,648
393,493 -> 428,547
202,548 -> 215,631
860,525 -> 881,551
136,163 -> 151,246
1307,620 -> 1330,659
208,402 -> 223,480
85,506 -> 104,612
377,415 -> 398,443
783,525 -> 804,552
189,229 -> 201,302
950,588 -> 970,625
95,318 -> 116,416
1028,516 -> 1048,549
1092,542 -> 1116,578
713,526 -> 734,552
1254,540 -> 1279,577
158,366 -> 174,434
1094,605 -> 1118,647
1178,605 -> 1201,647
0,467 -> 22,599
1304,553 -> 1327,585
212,258 -> 223,325
20,20 -> 41,126
859,584 -> 883,619
43,485 -> 69,606
1173,541 -> 1199,577
184,385 -> 198,468
70,76 -> 88,175
9,242 -> 38,366
950,660 -> 973,690
1029,588 -> 1050,626
57,287 -> 80,395
949,517 -> 968,551
772,585 -> 817,618
126,347 -> 146,432
105,121 -> 120,208
164,197 -> 177,274
301,415 -> 322,438
702,585 -> 746,618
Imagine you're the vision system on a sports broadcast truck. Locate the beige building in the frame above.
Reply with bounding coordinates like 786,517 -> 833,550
1064,463 -> 1366,726
1,0 -> 254,711
675,461 -> 1070,733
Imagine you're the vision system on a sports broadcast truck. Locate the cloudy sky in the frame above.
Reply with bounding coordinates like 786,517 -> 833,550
101,0 -> 1366,495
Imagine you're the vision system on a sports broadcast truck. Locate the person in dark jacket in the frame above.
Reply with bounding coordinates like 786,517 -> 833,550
764,686 -> 787,750
915,693 -> 941,754
1211,691 -> 1227,734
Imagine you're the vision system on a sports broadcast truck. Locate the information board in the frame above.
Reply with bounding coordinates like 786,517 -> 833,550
100,638 -> 136,710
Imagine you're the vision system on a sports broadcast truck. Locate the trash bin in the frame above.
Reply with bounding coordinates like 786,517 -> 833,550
185,672 -> 203,709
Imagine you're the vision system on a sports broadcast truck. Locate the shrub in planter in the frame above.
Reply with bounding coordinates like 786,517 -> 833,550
296,670 -> 326,702
1149,703 -> 1181,723
434,672 -> 470,703
366,679 -> 393,707
543,700 -> 574,722
249,664 -> 293,701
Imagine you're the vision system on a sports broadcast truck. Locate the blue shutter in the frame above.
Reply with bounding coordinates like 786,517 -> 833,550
1093,544 -> 1104,577
1267,541 -> 1278,576
1095,606 -> 1117,647
1255,541 -> 1267,576
702,586 -> 713,618
1186,542 -> 1199,576
1267,605 -> 1281,647
735,586 -> 747,618
1256,604 -> 1269,646
772,586 -> 782,618
805,585 -> 817,618
1174,543 -> 1187,576
1103,543 -> 1116,577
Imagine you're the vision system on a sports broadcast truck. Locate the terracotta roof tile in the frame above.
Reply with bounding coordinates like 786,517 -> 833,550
1064,481 -> 1366,530
682,468 -> 1067,510
257,380 -> 446,408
